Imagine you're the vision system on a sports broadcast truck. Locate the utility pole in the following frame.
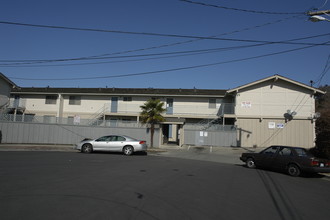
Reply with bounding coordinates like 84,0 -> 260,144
308,10 -> 330,22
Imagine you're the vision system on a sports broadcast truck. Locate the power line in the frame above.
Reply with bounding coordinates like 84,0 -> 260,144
180,0 -> 306,15
0,44 -> 266,67
0,15 -> 302,65
0,44 -> 267,63
9,40 -> 330,81
1,32 -> 329,67
314,53 -> 330,86
1,20 -> 329,47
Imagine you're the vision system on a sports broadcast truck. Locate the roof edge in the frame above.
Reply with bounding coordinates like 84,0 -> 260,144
227,74 -> 326,95
0,72 -> 17,88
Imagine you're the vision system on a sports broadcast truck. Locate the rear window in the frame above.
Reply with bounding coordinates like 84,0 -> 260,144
294,148 -> 311,157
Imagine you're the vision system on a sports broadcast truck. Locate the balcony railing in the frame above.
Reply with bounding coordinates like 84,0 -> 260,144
0,114 -> 143,128
105,103 -> 235,117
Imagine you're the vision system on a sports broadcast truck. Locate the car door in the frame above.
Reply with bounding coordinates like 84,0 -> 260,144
275,147 -> 294,171
93,136 -> 112,150
105,136 -> 126,151
256,146 -> 280,169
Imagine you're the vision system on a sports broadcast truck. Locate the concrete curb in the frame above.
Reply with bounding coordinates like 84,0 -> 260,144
0,144 -> 168,153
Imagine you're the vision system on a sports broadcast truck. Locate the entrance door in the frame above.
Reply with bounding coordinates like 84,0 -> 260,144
111,97 -> 118,113
166,98 -> 173,115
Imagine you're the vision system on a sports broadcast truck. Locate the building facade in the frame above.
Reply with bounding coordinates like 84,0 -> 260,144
4,74 -> 325,148
227,75 -> 324,148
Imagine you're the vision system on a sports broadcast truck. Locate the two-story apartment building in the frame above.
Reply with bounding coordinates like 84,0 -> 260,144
5,74 -> 325,148
8,86 -> 233,146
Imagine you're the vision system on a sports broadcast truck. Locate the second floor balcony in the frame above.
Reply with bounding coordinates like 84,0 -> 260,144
104,102 -> 235,118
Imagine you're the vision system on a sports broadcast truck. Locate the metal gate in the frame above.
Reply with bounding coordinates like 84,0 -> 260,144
184,126 -> 237,147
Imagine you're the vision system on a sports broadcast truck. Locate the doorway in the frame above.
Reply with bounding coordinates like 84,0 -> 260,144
162,124 -> 179,146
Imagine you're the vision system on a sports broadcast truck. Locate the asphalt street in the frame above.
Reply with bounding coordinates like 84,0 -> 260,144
0,150 -> 329,220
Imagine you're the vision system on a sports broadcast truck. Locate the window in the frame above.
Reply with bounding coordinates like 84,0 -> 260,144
123,97 -> 132,102
69,96 -> 81,105
96,136 -> 112,142
209,99 -> 216,108
262,146 -> 279,155
295,148 -> 311,157
279,148 -> 293,156
45,96 -> 57,104
117,136 -> 126,141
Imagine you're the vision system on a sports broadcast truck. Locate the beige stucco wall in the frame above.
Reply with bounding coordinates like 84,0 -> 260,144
61,95 -> 107,118
20,95 -> 59,116
12,94 -> 223,119
234,79 -> 316,148
236,118 -> 314,148
162,97 -> 222,116
235,80 -> 315,118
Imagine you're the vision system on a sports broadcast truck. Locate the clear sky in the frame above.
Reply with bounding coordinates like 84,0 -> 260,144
1,0 -> 329,90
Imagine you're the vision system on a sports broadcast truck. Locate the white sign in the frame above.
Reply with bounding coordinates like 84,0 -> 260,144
241,101 -> 252,108
268,122 -> 276,129
199,131 -> 208,137
74,115 -> 81,124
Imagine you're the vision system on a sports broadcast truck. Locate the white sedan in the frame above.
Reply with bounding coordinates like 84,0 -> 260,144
75,135 -> 147,155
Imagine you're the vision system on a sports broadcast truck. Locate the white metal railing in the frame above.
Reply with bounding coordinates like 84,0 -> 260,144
0,113 -> 142,128
105,103 -> 235,117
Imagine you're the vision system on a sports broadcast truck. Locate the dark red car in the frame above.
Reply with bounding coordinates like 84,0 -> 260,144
240,145 -> 330,177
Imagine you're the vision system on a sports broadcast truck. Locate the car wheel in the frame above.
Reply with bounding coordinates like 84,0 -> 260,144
82,144 -> 93,153
246,158 -> 256,168
123,146 -> 134,156
287,164 -> 301,177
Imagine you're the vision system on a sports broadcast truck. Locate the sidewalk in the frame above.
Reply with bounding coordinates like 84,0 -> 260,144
0,144 -> 76,152
154,144 -> 250,165
0,144 -> 175,153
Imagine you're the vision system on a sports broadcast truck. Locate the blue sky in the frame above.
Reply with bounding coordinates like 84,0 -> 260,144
1,0 -> 329,90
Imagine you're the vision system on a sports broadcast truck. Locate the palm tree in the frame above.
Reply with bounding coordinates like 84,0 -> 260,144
140,99 -> 166,148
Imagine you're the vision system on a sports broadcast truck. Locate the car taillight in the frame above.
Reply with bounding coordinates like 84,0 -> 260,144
326,162 -> 330,167
139,141 -> 146,144
311,159 -> 319,166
